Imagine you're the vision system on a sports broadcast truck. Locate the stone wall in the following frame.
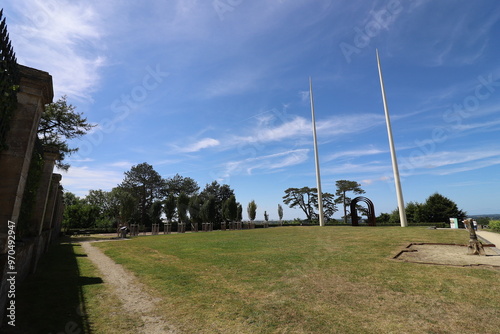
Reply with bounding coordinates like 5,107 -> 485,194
0,65 -> 64,326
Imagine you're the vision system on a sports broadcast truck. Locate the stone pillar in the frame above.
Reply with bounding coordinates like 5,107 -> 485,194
50,185 -> 64,244
29,148 -> 58,273
43,173 -> 62,232
44,173 -> 61,250
23,147 -> 59,237
0,65 -> 53,326
0,65 -> 53,252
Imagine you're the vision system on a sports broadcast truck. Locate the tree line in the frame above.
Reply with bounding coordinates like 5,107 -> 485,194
377,192 -> 467,225
64,163 -> 248,230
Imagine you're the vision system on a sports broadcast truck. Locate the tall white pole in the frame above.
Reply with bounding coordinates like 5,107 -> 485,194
376,50 -> 408,227
309,77 -> 325,227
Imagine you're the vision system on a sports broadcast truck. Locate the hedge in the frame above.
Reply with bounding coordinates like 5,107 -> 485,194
489,220 -> 500,232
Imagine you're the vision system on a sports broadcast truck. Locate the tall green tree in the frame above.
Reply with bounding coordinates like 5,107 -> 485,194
84,189 -> 117,229
63,191 -> 79,206
237,203 -> 243,222
247,200 -> 257,222
200,180 -> 235,225
110,187 -> 137,226
389,193 -> 466,224
247,200 -> 257,221
283,187 -> 316,222
38,96 -> 95,170
277,204 -> 284,222
63,195 -> 100,230
223,195 -> 238,222
419,193 -> 466,223
164,194 -> 177,222
119,162 -> 166,227
149,201 -> 163,225
177,192 -> 190,224
283,187 -> 336,223
201,196 -> 217,224
165,173 -> 199,197
188,195 -> 203,226
334,180 -> 365,224
321,193 -> 337,221
390,202 -> 423,225
85,189 -> 109,216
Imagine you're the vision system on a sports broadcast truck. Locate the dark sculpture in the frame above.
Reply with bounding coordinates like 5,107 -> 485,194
350,197 -> 376,226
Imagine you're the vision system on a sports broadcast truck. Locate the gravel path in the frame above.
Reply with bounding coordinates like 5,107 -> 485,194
81,241 -> 177,334
476,230 -> 500,254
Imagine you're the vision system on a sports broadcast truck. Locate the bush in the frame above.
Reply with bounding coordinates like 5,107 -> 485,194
489,220 -> 500,232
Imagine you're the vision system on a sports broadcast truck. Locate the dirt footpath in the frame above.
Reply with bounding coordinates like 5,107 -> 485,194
81,241 -> 178,334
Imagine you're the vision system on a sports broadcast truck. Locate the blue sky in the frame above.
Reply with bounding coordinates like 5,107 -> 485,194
4,0 -> 500,220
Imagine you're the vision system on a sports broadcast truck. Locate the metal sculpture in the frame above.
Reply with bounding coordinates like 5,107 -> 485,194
350,197 -> 376,226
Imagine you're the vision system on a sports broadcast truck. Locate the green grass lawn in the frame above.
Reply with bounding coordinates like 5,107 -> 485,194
7,227 -> 500,333
92,227 -> 499,333
3,237 -> 141,334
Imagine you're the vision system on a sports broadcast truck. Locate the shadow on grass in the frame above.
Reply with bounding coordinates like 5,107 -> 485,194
1,238 -> 100,334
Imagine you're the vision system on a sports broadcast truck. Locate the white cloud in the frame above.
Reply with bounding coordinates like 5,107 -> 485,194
176,138 -> 221,153
234,116 -> 310,145
57,166 -> 123,197
223,149 -> 309,177
9,0 -> 105,100
451,119 -> 500,131
317,113 -> 386,137
107,161 -> 134,169
325,148 -> 386,162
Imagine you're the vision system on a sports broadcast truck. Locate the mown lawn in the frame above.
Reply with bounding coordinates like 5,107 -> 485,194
92,227 -> 500,333
4,237 -> 141,334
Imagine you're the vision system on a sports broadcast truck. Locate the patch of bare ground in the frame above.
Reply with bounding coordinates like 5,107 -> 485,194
81,241 -> 178,334
394,243 -> 500,269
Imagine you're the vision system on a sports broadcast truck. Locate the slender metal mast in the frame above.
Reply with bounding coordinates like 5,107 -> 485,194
309,77 -> 325,227
376,50 -> 408,227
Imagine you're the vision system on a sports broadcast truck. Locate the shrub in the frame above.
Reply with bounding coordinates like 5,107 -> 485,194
489,220 -> 500,232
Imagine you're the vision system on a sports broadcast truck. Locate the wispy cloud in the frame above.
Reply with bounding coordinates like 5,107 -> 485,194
325,148 -> 386,162
107,161 -> 134,169
317,113 -> 386,137
397,148 -> 500,177
9,0 -> 105,100
174,138 -> 221,153
223,149 -> 310,177
234,116 -> 310,145
323,147 -> 500,184
451,119 -> 500,132
390,1 -> 500,67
